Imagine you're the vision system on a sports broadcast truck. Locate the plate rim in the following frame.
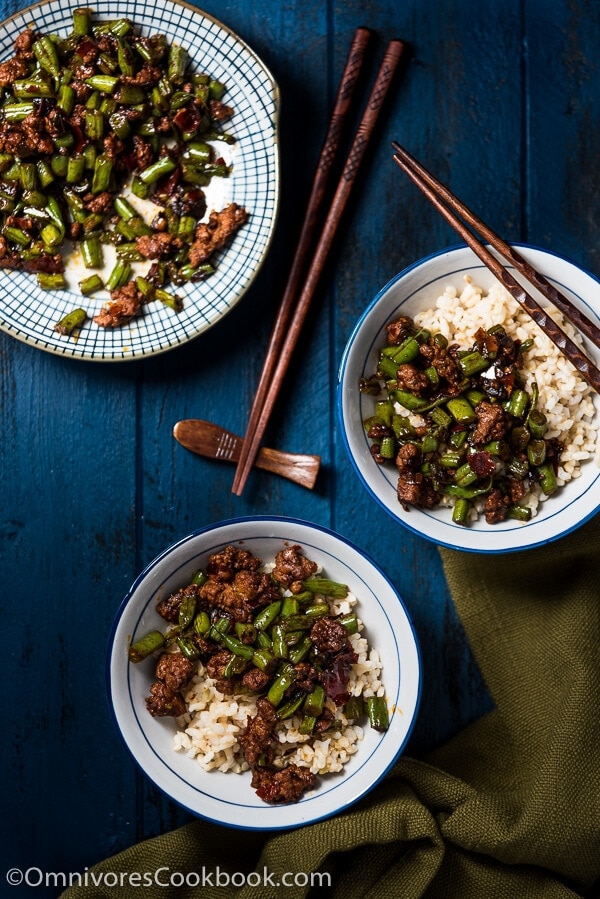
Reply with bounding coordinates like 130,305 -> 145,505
0,0 -> 281,361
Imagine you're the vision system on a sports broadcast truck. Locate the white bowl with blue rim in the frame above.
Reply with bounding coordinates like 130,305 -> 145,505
107,516 -> 421,829
0,0 -> 279,360
337,243 -> 600,553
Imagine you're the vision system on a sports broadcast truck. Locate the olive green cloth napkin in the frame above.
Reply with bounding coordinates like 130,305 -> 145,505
62,516 -> 600,899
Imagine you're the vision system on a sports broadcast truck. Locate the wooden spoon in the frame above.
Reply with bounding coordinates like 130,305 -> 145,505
173,419 -> 321,490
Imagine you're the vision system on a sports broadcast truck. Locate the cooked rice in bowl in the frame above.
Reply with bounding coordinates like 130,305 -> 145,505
173,588 -> 385,779
411,276 -> 600,518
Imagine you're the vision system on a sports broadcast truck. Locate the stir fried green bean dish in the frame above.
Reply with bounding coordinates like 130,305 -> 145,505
129,543 -> 388,803
360,315 -> 564,526
0,8 -> 247,331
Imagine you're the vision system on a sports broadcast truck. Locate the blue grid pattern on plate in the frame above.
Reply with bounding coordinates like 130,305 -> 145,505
0,0 -> 279,360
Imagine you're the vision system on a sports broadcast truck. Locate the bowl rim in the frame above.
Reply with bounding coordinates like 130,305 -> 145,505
337,241 -> 600,554
105,515 -> 423,829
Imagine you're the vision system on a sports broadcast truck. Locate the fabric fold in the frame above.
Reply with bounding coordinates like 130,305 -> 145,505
61,516 -> 600,899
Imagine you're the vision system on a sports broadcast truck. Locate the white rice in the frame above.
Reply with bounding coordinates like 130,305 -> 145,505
172,588 -> 384,778
407,275 -> 600,517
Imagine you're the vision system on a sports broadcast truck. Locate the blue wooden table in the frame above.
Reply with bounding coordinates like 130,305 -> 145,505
2,0 -> 598,894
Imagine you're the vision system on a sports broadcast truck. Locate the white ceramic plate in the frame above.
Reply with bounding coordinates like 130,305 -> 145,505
0,0 -> 279,360
338,244 -> 600,553
107,517 -> 421,829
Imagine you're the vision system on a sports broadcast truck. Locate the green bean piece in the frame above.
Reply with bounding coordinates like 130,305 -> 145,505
458,350 -> 489,378
220,633 -> 255,661
78,274 -> 104,296
277,693 -> 305,720
527,410 -> 548,439
298,715 -> 317,735
168,44 -> 189,83
504,388 -> 529,418
508,505 -> 532,522
185,141 -> 212,164
339,613 -> 359,634
178,594 -> 196,628
420,434 -> 439,454
234,622 -> 257,644
379,435 -> 396,458
510,426 -> 530,453
190,569 -> 207,587
446,396 -> 478,424
439,450 -> 464,468
36,160 -> 54,188
177,635 -> 200,660
106,259 -> 132,290
128,629 -> 165,662
73,7 -> 92,35
13,78 -> 56,100
40,223 -> 63,248
114,84 -> 146,105
303,603 -> 331,619
429,406 -> 452,429
67,155 -> 86,184
271,623 -> 289,659
193,610 -> 211,636
85,74 -> 119,93
138,155 -> 178,184
4,226 -> 30,247
38,272 -> 66,291
266,663 -> 296,708
288,635 -> 312,664
251,648 -> 274,673
302,578 -> 348,599
91,154 -> 113,194
365,695 -> 390,731
117,39 -> 135,77
452,497 -> 470,526
85,109 -> 104,141
344,695 -> 364,720
223,654 -> 248,678
506,457 -> 529,480
537,462 -> 557,496
81,235 -> 103,269
34,35 -> 61,76
444,482 -> 492,500
455,462 -> 479,487
54,307 -> 88,335
280,596 -> 299,618
154,287 -> 183,313
50,154 -> 69,178
391,336 -> 421,365
527,439 -> 547,467
424,365 -> 440,388
3,102 -> 35,122
392,389 -> 429,411
464,388 -> 486,406
303,685 -> 325,718
113,196 -> 138,221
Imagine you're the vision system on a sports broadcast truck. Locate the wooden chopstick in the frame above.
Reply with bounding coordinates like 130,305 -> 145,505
391,140 -> 600,396
232,38 -> 406,495
392,141 -> 600,351
228,27 -> 372,497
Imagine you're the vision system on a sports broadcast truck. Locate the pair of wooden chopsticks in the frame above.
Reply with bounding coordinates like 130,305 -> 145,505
391,141 -> 600,395
231,31 -> 406,495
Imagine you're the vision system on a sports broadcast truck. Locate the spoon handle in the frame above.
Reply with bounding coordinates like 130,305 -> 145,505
173,420 -> 321,489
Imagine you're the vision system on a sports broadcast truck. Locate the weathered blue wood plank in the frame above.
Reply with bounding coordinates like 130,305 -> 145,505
1,0 -> 597,894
